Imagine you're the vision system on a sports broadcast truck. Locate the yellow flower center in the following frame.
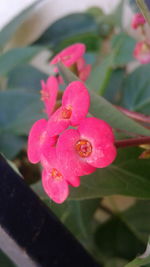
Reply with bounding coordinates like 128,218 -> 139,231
61,106 -> 72,119
75,139 -> 92,158
51,168 -> 62,181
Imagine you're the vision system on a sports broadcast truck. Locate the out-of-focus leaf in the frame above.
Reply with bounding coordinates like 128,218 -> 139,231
0,46 -> 43,77
58,63 -> 150,136
95,217 -> 145,261
0,251 -> 15,267
123,201 -> 150,243
111,32 -> 136,66
125,237 -> 150,267
34,13 -> 99,48
0,0 -> 40,48
0,90 -> 43,135
7,64 -> 48,91
53,32 -> 101,53
86,6 -> 104,20
105,258 -> 128,267
104,68 -> 125,104
49,199 -> 99,240
122,65 -> 150,114
128,0 -> 140,12
98,0 -> 124,28
0,133 -> 26,159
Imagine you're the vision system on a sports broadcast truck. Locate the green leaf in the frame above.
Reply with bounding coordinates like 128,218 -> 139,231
7,64 -> 48,91
111,32 -> 136,66
49,199 -> 99,240
0,0 -> 40,49
104,67 -> 125,104
34,13 -> 99,48
0,90 -> 43,135
0,46 -> 43,77
58,63 -> 150,136
0,133 -> 26,159
69,147 -> 150,200
95,217 -> 145,261
122,65 -> 150,114
87,53 -> 114,93
125,237 -> 150,267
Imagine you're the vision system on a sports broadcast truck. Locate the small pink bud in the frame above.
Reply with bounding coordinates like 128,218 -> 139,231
131,13 -> 146,29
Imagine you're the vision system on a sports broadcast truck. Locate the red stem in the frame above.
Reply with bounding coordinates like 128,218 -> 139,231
115,136 -> 150,148
116,106 -> 150,124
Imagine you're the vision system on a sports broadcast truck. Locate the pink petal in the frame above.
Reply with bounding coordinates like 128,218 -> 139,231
50,43 -> 86,67
27,119 -> 47,163
56,129 -> 96,176
47,107 -> 70,137
42,169 -> 69,204
86,142 -> 117,168
78,117 -> 115,144
78,117 -> 117,168
40,76 -> 59,117
62,81 -> 90,125
78,64 -> 91,81
41,147 -> 80,187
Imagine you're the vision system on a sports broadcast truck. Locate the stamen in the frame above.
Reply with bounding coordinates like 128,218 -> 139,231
75,139 -> 92,158
51,168 -> 62,181
61,106 -> 72,119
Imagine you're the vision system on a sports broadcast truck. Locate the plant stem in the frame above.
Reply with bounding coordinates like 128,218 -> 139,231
115,136 -> 150,149
116,106 -> 150,124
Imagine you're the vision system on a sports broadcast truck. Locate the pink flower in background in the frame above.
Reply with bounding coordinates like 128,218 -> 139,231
47,81 -> 90,136
40,76 -> 58,117
50,43 -> 85,69
42,148 -> 80,203
56,117 -> 116,176
131,13 -> 146,29
27,119 -> 57,164
50,43 -> 91,82
133,41 -> 150,64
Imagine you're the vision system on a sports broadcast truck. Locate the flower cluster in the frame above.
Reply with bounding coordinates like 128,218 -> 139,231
131,13 -> 150,64
50,43 -> 91,82
27,44 -> 117,204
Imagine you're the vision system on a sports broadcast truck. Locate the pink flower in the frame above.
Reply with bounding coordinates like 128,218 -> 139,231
133,41 -> 150,64
27,119 -> 57,164
131,13 -> 146,29
40,76 -> 58,117
56,117 -> 117,176
50,43 -> 86,68
47,81 -> 90,136
41,148 -> 80,203
50,43 -> 91,82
